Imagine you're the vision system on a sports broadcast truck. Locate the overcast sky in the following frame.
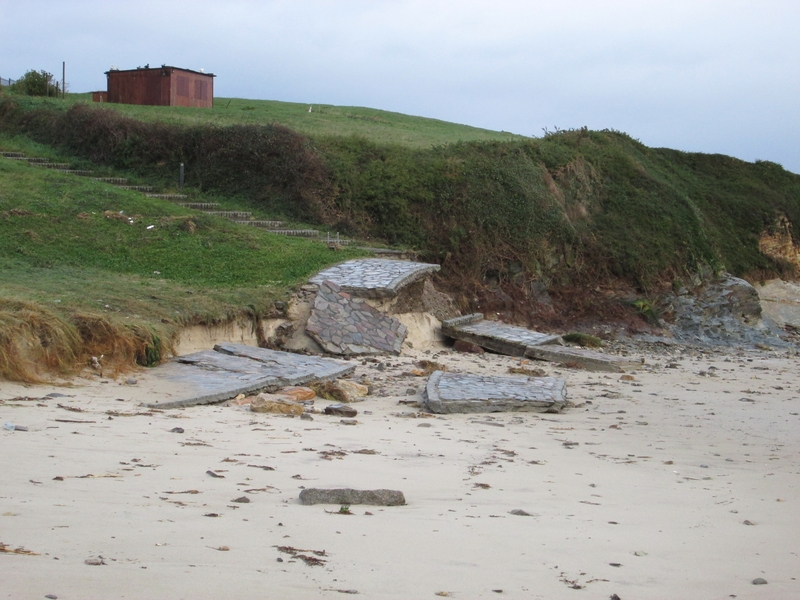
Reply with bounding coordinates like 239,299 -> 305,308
2,0 -> 798,173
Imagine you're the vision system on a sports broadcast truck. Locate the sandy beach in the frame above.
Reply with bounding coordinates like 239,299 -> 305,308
1,341 -> 799,599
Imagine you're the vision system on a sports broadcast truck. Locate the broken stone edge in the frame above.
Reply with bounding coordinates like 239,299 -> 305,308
144,347 -> 355,409
441,318 -> 562,357
310,262 -> 441,298
524,345 -> 642,373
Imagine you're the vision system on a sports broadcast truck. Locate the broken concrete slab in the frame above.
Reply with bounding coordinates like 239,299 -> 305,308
213,343 -> 356,383
525,345 -> 643,372
441,314 -> 561,356
309,258 -> 440,298
305,280 -> 407,355
423,371 -> 567,414
144,344 -> 355,409
299,488 -> 406,506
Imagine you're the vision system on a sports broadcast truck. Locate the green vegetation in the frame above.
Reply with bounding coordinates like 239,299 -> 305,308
0,92 -> 798,380
562,333 -> 603,348
7,70 -> 61,97
13,93 -> 525,148
0,137 -> 365,380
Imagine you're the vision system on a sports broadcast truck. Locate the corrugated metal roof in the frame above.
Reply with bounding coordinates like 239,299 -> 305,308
105,66 -> 215,77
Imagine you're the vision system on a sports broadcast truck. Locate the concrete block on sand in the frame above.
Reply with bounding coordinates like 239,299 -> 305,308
299,488 -> 406,506
423,370 -> 567,414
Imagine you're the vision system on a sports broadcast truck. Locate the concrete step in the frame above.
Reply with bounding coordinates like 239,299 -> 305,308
40,162 -> 74,169
49,169 -> 95,176
93,177 -> 129,184
176,202 -> 220,210
441,314 -> 562,357
204,210 -> 252,219
24,157 -> 53,163
268,229 -> 320,237
116,185 -> 154,192
232,219 -> 284,228
146,193 -> 188,200
0,151 -> 26,158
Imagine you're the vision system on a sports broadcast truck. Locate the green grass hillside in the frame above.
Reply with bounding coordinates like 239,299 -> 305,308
0,137 -> 365,380
23,93 -> 525,148
1,92 -> 799,380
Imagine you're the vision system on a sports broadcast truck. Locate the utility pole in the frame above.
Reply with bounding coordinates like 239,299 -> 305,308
62,62 -> 66,99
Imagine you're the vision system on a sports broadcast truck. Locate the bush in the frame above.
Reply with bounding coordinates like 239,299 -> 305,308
9,70 -> 60,97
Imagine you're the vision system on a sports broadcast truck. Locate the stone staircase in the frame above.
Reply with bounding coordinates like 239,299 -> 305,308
0,150 -> 351,244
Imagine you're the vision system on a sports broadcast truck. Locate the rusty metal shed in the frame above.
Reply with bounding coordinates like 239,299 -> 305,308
104,66 -> 215,108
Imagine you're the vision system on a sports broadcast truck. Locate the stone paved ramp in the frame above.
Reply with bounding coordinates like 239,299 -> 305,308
144,344 -> 355,409
309,258 -> 440,298
525,345 -> 642,372
423,371 -> 567,414
441,314 -> 561,356
306,281 -> 407,355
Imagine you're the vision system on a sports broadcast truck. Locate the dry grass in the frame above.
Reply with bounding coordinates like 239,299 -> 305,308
0,299 -> 176,382
0,299 -> 80,382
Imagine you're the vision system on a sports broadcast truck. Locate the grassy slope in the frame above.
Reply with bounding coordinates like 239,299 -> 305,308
1,92 -> 798,367
0,136 -> 366,379
47,93 -> 526,148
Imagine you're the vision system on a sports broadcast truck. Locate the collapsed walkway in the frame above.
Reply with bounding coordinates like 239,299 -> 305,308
144,343 -> 354,409
142,258 -> 639,411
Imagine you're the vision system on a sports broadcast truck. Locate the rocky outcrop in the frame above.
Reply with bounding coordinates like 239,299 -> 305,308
663,273 -> 788,346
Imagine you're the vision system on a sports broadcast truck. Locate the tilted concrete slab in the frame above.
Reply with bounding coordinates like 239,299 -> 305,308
309,258 -> 440,298
524,345 -> 643,372
305,281 -> 407,355
423,371 -> 567,414
441,314 -> 561,356
144,344 -> 355,409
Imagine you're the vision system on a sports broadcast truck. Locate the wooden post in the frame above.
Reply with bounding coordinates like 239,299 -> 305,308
62,62 -> 66,99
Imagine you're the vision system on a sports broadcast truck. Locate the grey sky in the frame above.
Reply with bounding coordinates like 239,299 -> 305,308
2,0 -> 798,173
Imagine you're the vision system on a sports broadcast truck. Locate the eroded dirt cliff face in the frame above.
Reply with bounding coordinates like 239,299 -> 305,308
760,216 -> 800,275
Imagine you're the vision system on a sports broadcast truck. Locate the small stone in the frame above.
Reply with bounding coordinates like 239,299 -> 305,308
743,519 -> 755,526
84,557 -> 105,566
340,419 -> 358,425
324,404 -> 358,417
126,378 -> 138,385
232,496 -> 250,503
752,578 -> 768,585
45,595 -> 58,599
509,509 -> 533,516
300,413 -> 314,421
251,394 -> 305,416
299,488 -> 406,506
453,340 -> 484,354
278,386 -> 316,401
170,427 -> 185,434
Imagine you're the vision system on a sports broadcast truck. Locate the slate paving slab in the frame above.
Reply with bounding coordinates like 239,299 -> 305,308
423,371 -> 567,414
441,314 -> 561,356
309,258 -> 440,298
306,280 -> 407,355
144,344 -> 355,409
524,344 -> 643,372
